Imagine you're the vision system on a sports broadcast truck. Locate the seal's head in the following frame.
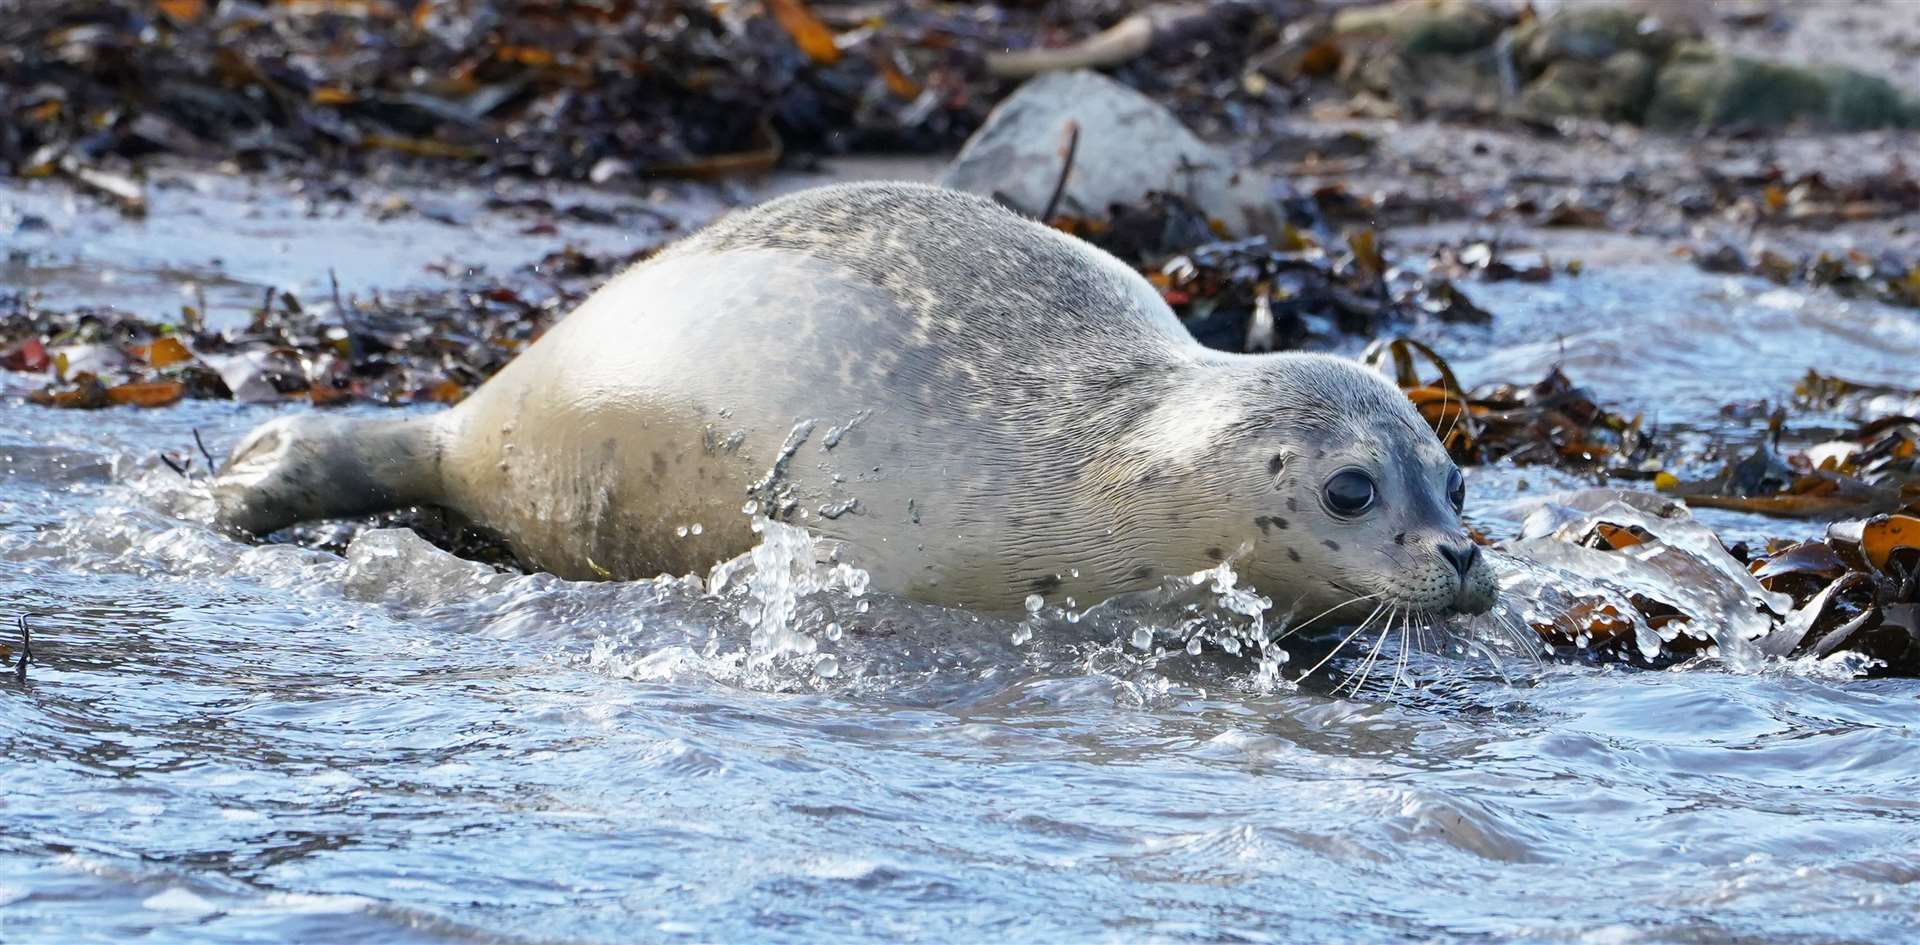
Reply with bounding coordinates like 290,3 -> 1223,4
1229,355 -> 1497,621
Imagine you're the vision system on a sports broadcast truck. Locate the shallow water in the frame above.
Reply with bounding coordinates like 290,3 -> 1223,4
1,165 -> 707,327
5,180 -> 1920,943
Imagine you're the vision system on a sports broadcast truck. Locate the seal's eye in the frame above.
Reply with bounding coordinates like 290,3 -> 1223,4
1447,467 -> 1466,513
1322,469 -> 1376,518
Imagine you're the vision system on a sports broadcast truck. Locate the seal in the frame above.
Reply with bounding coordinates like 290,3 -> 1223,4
212,182 -> 1496,619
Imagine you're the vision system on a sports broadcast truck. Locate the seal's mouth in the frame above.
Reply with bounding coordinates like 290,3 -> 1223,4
1449,587 -> 1497,616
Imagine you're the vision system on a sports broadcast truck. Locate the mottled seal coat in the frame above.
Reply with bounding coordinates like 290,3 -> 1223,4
214,182 -> 1496,618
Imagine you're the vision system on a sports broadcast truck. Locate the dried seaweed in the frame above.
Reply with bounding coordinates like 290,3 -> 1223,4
0,0 -> 1300,193
1,242 -> 652,409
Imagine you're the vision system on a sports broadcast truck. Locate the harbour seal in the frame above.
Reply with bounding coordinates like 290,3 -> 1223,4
212,182 -> 1496,619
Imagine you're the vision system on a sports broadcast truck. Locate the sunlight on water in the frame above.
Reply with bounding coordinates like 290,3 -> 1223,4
3,282 -> 1920,942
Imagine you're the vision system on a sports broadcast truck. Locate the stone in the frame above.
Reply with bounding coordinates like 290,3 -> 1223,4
1514,50 -> 1657,123
1332,0 -> 1506,57
1507,6 -> 1695,79
939,70 -> 1282,239
1647,43 -> 1919,132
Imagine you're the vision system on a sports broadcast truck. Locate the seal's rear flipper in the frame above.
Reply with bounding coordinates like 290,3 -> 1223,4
212,414 -> 447,536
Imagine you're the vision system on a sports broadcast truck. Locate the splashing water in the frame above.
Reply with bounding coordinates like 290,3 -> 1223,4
1497,498 -> 1791,667
9,174 -> 1920,942
3,368 -> 1919,944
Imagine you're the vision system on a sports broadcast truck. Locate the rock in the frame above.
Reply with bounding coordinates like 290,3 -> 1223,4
1332,0 -> 1509,118
1647,43 -> 1920,131
1349,46 -> 1503,118
1501,6 -> 1690,123
939,70 -> 1283,239
1647,44 -> 1816,130
1826,68 -> 1918,130
1332,0 -> 1506,57
1507,6 -> 1695,79
1514,50 -> 1657,123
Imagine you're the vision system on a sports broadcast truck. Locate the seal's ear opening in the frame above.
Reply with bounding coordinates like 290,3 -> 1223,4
1265,450 -> 1290,484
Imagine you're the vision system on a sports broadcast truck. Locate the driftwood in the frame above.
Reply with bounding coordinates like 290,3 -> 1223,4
985,3 -> 1245,78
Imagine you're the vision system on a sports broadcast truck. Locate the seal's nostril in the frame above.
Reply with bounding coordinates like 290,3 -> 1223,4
1438,543 -> 1478,582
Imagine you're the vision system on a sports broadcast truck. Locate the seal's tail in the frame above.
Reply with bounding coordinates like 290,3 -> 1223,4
211,413 -> 447,535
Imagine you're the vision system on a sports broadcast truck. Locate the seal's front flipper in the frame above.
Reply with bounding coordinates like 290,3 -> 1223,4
212,414 -> 448,536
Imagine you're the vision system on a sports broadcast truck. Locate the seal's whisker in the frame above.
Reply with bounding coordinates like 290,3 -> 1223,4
1342,604 -> 1396,696
1275,591 -> 1382,643
1408,608 -> 1441,687
1437,385 -> 1462,447
1382,610 -> 1413,691
1539,600 -> 1578,639
1344,610 -> 1390,691
1469,624 -> 1517,685
1305,606 -> 1382,687
1494,610 -> 1547,666
1382,606 -> 1413,687
1403,609 -> 1437,695
1494,603 -> 1558,658
1296,601 -> 1386,687
1387,610 -> 1412,698
1459,609 -> 1501,657
1381,607 -> 1407,691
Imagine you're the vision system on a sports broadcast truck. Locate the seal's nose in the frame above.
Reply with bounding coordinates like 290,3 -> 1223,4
1438,542 -> 1479,584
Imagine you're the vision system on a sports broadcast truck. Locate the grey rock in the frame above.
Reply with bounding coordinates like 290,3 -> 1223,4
1647,42 -> 1919,132
1507,6 -> 1694,79
939,70 -> 1282,239
1514,50 -> 1657,123
1332,0 -> 1506,56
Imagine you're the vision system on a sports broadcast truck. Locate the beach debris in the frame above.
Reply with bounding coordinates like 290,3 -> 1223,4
1658,401 -> 1920,521
1693,244 -> 1920,311
0,0 -> 1297,200
2,242 -> 655,409
13,615 -> 29,681
1364,338 -> 1656,472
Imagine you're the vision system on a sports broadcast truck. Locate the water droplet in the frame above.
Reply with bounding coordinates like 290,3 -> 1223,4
690,523 -> 704,536
1131,627 -> 1153,651
855,600 -> 871,614
825,622 -> 843,641
1023,594 -> 1044,614
813,655 -> 839,678
1011,623 -> 1033,646
741,500 -> 759,515
841,567 -> 869,595
675,525 -> 689,538
1186,637 -> 1203,655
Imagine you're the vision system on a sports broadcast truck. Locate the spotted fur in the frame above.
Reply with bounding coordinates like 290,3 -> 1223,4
213,182 -> 1495,617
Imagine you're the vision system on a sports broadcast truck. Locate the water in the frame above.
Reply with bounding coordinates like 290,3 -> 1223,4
0,163 -> 710,326
5,179 -> 1920,943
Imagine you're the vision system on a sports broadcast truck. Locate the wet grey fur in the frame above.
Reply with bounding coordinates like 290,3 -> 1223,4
213,182 -> 1495,617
